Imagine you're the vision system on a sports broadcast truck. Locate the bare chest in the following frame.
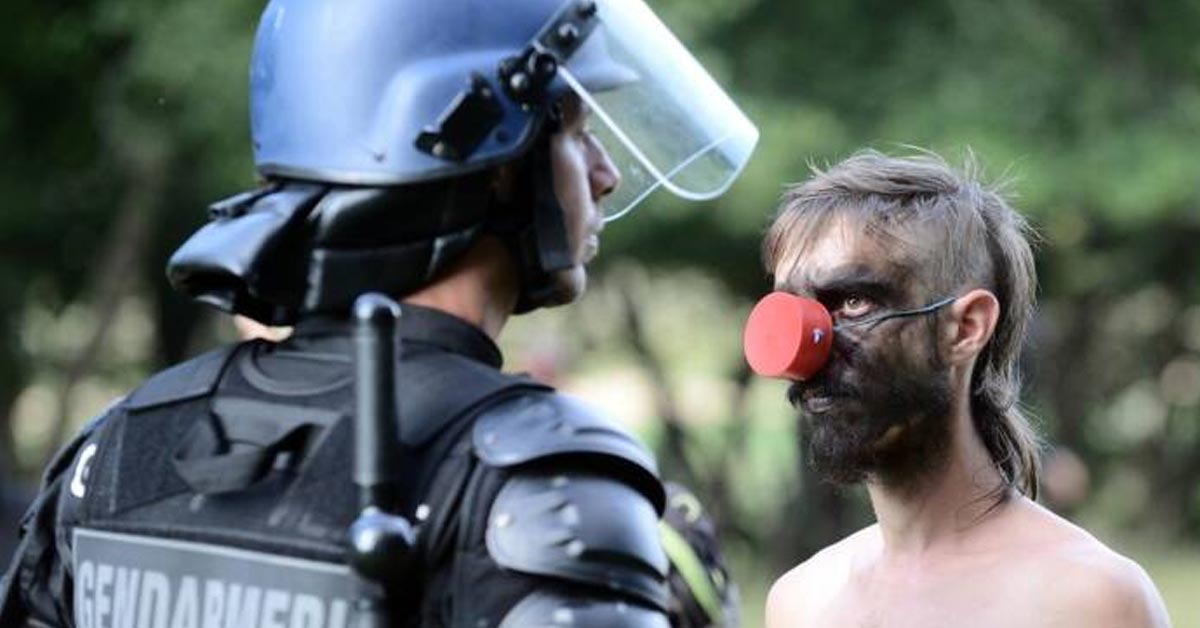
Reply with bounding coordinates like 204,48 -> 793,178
796,563 -> 1049,628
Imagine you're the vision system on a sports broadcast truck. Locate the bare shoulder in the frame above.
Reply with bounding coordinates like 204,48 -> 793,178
765,525 -> 879,628
1036,543 -> 1171,627
1009,500 -> 1171,627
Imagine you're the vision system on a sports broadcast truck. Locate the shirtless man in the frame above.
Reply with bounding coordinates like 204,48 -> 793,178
759,151 -> 1171,628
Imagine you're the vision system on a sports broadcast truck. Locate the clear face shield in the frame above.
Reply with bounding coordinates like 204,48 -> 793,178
558,0 -> 760,221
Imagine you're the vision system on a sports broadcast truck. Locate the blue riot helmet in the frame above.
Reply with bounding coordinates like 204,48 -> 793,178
168,0 -> 758,322
251,0 -> 621,185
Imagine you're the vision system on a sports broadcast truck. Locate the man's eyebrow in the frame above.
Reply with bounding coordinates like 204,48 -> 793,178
779,265 -> 898,298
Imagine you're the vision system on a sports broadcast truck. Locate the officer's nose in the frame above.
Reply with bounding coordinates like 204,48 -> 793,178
588,136 -> 621,201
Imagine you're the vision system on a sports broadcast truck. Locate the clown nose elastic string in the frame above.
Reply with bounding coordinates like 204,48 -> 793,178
742,293 -> 957,380
834,295 -> 957,331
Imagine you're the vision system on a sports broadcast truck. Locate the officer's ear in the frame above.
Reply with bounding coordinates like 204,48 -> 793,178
942,289 -> 999,365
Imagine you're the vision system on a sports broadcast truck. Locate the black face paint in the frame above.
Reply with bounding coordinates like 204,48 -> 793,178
788,312 -> 953,488
743,292 -> 957,380
744,292 -> 958,486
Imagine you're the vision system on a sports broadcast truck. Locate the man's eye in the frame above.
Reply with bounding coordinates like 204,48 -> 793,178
839,295 -> 874,318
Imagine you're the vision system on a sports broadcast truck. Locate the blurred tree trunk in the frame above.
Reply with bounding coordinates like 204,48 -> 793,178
709,363 -> 760,545
46,185 -> 157,465
773,434 -> 866,569
148,154 -> 213,368
42,74 -> 170,465
0,312 -> 30,484
618,281 -> 700,490
615,273 -> 764,544
0,358 -> 30,562
1045,296 -> 1102,454
0,388 -> 20,482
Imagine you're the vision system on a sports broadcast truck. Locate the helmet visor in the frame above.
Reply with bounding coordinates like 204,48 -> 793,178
560,0 -> 760,221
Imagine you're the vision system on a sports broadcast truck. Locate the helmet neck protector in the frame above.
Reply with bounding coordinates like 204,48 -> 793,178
168,174 -> 492,325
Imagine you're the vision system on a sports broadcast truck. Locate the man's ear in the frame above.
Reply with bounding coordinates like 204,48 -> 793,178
943,289 -> 1000,365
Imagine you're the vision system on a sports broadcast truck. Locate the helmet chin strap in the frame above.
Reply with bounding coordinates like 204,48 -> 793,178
487,117 -> 577,314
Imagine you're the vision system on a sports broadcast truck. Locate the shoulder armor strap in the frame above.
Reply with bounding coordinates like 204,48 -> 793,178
397,351 -> 545,447
472,392 -> 664,510
123,344 -> 241,411
499,591 -> 670,628
487,469 -> 670,612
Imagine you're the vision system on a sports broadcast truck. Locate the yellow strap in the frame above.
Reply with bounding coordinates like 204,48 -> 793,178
659,521 -> 724,624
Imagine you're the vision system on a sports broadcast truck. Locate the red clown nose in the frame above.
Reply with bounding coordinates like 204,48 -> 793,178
743,292 -> 833,380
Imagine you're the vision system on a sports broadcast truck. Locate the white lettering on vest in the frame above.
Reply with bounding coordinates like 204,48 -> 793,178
96,563 -> 114,628
136,570 -> 171,628
112,567 -> 141,628
290,593 -> 325,628
201,579 -> 225,628
70,443 -> 98,499
225,583 -> 262,628
328,599 -> 349,628
169,575 -> 199,628
76,560 -> 95,628
74,559 -> 355,628
261,589 -> 291,628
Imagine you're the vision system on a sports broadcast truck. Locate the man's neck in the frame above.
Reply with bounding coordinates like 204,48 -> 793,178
403,236 -> 519,340
865,395 -> 1008,558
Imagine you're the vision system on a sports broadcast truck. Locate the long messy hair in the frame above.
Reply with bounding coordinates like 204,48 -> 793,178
764,149 -> 1042,498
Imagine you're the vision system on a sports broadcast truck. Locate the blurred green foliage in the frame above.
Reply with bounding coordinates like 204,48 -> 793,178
3,0 -> 1200,621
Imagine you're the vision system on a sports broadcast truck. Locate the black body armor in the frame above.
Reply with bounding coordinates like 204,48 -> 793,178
1,305 -> 670,627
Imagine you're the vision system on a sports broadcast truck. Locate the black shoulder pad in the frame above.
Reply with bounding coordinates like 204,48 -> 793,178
487,469 -> 670,611
499,591 -> 670,628
472,392 -> 664,510
123,344 -> 239,411
397,351 -> 544,447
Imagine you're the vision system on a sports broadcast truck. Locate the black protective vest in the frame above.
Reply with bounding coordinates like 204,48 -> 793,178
3,306 -> 671,628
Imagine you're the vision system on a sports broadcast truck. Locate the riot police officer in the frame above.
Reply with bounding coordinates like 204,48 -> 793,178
1,0 -> 757,626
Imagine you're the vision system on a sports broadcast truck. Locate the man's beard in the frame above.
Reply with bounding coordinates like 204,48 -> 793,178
789,355 -> 953,489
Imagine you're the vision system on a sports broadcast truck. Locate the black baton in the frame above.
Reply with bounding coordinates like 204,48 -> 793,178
348,293 -> 416,628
